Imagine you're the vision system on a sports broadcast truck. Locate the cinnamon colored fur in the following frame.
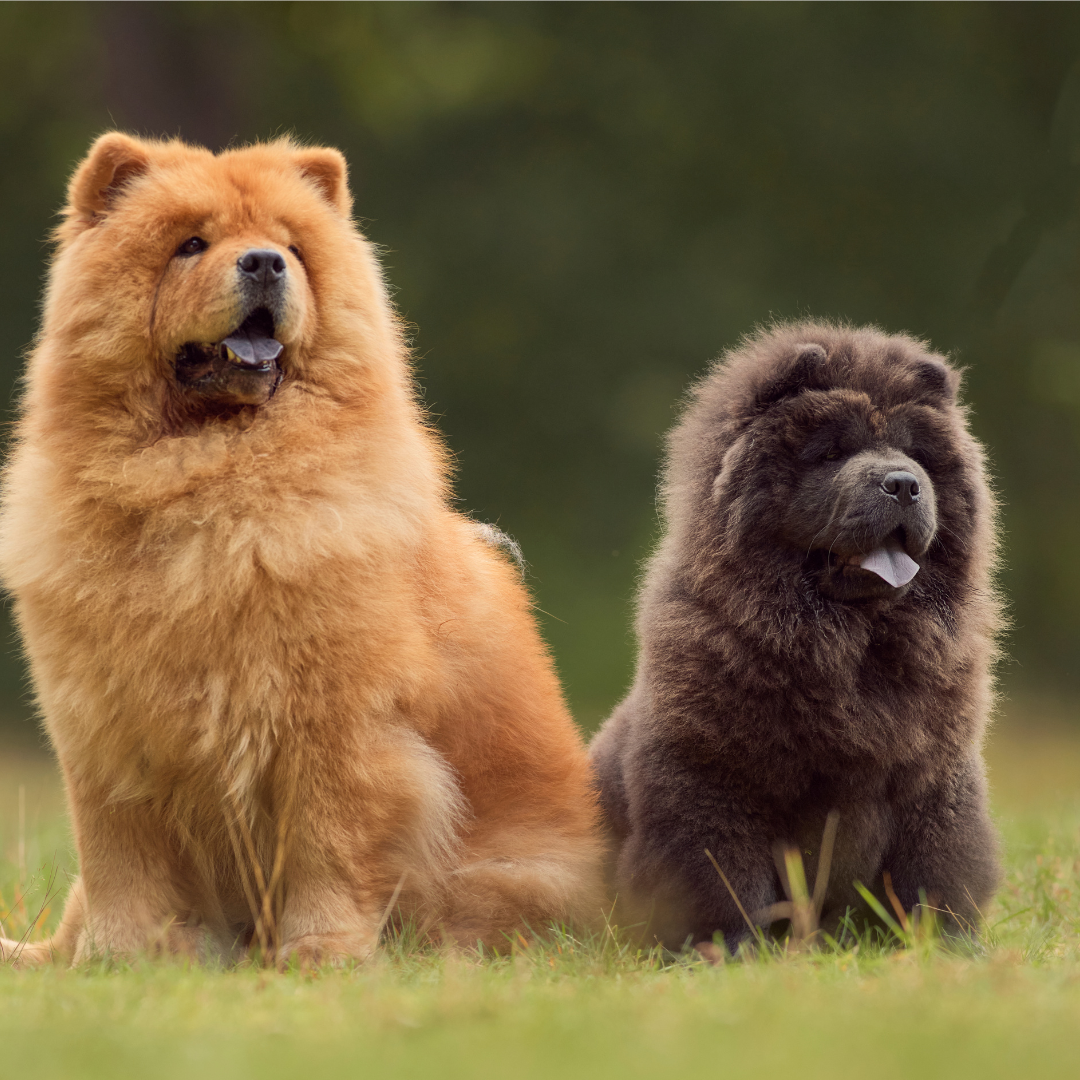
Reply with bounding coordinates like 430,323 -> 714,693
591,323 -> 1002,951
0,133 -> 602,966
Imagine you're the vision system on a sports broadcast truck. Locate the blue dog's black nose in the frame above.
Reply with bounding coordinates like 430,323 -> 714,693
881,470 -> 920,507
237,248 -> 286,284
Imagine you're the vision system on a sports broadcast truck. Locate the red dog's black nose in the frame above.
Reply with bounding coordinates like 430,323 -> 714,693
237,248 -> 287,284
881,470 -> 920,506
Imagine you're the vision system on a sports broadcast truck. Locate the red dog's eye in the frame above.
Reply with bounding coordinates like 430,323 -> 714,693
288,244 -> 304,265
177,237 -> 208,257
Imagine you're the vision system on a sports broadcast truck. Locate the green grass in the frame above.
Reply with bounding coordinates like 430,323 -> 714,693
1,699 -> 1079,1080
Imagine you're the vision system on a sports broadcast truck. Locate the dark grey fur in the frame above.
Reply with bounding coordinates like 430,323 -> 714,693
590,323 -> 1003,951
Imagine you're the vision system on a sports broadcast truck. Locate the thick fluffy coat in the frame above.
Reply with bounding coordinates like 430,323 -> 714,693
0,133 -> 601,966
591,323 -> 1001,950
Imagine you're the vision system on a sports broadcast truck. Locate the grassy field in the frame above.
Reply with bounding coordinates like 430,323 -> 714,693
0,697 -> 1078,1080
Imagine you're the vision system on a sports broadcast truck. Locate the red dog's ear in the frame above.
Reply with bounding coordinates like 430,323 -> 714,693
67,133 -> 152,221
294,147 -> 352,216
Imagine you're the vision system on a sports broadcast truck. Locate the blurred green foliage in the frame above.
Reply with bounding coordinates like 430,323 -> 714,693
0,1 -> 1079,735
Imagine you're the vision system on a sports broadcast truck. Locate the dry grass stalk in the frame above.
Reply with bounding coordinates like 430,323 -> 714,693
373,872 -> 408,944
882,870 -> 911,933
706,810 -> 841,953
703,848 -> 758,938
0,864 -> 62,965
214,741 -> 295,966
220,806 -> 266,954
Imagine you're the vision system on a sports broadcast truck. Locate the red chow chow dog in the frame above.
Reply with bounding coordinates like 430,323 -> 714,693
0,134 -> 601,966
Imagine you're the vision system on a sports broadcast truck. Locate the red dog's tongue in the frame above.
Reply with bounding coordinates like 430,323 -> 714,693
221,328 -> 283,367
859,548 -> 920,588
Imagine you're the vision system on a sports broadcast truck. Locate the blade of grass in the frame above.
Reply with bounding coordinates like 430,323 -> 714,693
812,810 -> 839,918
853,880 -> 908,944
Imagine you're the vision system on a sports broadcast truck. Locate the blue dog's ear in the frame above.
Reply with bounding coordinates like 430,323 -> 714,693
755,343 -> 828,409
911,357 -> 960,406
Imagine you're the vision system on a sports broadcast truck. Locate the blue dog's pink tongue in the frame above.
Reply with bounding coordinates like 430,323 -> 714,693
859,547 -> 920,588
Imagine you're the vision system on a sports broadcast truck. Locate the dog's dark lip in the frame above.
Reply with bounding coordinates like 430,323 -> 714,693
828,553 -> 905,587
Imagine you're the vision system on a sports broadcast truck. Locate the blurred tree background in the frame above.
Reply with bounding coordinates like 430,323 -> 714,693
0,1 -> 1078,739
